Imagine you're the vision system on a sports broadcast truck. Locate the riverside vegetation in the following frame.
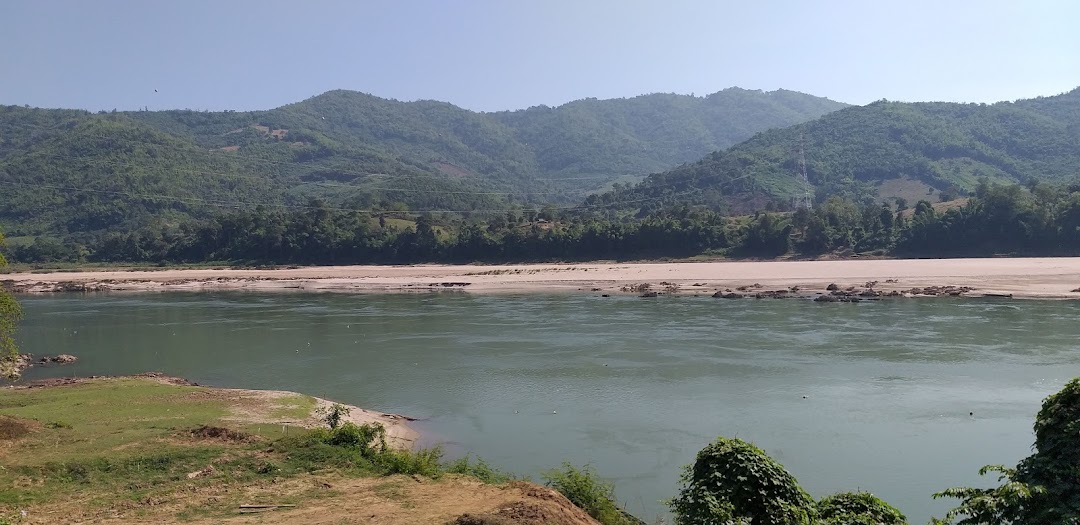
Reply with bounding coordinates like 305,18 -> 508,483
7,181 -> 1080,265
0,230 -> 21,379
2,375 -> 1078,524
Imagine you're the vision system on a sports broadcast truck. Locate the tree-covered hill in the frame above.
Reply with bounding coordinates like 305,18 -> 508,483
0,106 -> 504,240
491,87 -> 848,192
589,88 -> 1080,214
0,88 -> 845,237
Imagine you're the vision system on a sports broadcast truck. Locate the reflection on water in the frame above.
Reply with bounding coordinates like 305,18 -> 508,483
16,293 -> 1080,522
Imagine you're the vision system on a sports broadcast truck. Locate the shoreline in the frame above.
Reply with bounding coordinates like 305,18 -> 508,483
4,257 -> 1080,299
12,373 -> 419,448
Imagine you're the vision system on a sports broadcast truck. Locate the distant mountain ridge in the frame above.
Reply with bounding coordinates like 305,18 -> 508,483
588,87 -> 1080,214
0,87 -> 847,237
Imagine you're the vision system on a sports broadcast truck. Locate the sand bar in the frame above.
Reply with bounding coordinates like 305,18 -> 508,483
5,257 -> 1080,299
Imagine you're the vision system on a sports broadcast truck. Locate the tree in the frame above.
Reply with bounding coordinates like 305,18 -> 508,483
0,230 -> 24,380
1015,377 -> 1080,522
934,378 -> 1080,523
319,403 -> 351,430
932,466 -> 1039,525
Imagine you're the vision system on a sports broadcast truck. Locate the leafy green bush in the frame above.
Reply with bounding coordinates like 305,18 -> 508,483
543,463 -> 636,525
669,437 -> 815,525
319,403 -> 351,430
817,492 -> 906,524
374,447 -> 443,478
445,455 -> 512,484
326,421 -> 387,456
934,377 -> 1080,524
274,422 -> 451,478
932,465 -> 1038,525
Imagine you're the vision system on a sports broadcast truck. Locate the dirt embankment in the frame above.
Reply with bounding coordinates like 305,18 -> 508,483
22,475 -> 602,525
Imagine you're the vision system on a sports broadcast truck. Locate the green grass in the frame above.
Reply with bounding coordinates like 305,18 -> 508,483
543,463 -> 641,525
269,394 -> 317,420
0,378 -> 517,520
0,379 -> 225,464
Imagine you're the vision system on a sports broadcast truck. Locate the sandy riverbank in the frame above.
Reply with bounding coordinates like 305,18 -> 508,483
4,258 -> 1080,299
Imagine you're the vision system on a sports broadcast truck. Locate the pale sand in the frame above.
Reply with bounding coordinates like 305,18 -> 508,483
215,387 -> 419,449
5,257 -> 1080,298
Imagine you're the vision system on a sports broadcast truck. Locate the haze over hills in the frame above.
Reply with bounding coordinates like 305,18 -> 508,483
0,88 -> 846,237
589,87 -> 1080,214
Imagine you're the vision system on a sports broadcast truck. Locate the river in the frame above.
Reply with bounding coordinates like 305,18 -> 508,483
15,292 -> 1080,523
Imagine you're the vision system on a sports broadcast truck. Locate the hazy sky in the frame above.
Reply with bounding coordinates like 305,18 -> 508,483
2,0 -> 1077,112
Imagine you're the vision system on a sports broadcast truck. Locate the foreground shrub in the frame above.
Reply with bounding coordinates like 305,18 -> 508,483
934,377 -> 1080,524
375,447 -> 443,477
276,422 -> 480,479
543,463 -> 636,525
326,421 -> 387,455
445,455 -> 512,484
670,437 -> 815,525
817,492 -> 906,524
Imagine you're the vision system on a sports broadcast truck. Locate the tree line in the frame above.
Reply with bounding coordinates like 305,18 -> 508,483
7,182 -> 1080,265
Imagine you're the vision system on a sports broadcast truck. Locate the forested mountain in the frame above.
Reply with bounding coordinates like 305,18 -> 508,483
0,88 -> 845,239
588,88 -> 1080,214
491,88 -> 848,188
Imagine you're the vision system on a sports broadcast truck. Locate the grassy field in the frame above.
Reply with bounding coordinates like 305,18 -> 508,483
0,378 -> 319,521
0,377 -> 617,525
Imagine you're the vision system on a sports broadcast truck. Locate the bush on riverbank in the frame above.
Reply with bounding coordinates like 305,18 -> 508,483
543,463 -> 641,525
666,437 -> 910,524
933,377 -> 1080,524
666,377 -> 1080,524
272,421 -> 514,482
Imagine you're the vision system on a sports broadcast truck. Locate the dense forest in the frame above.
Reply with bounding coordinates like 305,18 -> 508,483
8,182 -> 1080,265
590,87 -> 1080,215
0,88 -> 844,239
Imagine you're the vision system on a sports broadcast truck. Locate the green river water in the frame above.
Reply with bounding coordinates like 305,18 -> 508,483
15,292 -> 1080,523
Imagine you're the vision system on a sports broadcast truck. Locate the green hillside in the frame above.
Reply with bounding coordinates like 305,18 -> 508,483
589,88 -> 1080,214
0,88 -> 845,237
492,87 -> 848,192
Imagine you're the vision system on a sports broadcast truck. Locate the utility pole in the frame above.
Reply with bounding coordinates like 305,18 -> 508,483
793,132 -> 813,210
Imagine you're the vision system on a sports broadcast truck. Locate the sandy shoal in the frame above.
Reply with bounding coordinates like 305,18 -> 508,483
6,257 -> 1080,299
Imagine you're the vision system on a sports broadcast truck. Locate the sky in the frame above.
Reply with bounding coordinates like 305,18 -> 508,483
1,0 -> 1078,113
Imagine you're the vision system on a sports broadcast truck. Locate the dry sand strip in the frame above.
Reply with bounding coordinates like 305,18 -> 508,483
5,257 -> 1080,299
